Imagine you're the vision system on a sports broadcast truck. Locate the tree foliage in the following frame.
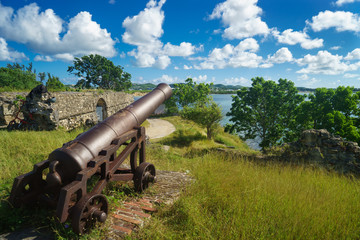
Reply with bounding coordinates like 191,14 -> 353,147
46,73 -> 66,91
166,78 -> 222,139
181,100 -> 222,139
226,77 -> 304,149
296,86 -> 360,142
68,54 -> 131,91
0,63 -> 40,91
227,77 -> 360,149
165,78 -> 212,114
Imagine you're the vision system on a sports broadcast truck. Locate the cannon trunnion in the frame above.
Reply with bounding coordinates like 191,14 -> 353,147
9,83 -> 172,234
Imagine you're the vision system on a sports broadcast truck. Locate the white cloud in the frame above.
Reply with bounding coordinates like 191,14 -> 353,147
0,37 -> 27,61
192,75 -> 208,82
345,48 -> 360,60
151,74 -> 179,84
34,55 -> 54,62
209,0 -> 270,39
267,47 -> 293,64
184,65 -> 193,70
196,38 -> 263,69
109,0 -> 116,4
331,46 -> 341,50
122,0 -> 165,46
308,10 -> 360,33
273,29 -> 323,49
298,74 -> 309,81
122,0 -> 198,69
0,3 -> 116,61
297,50 -> 360,75
163,42 -> 196,57
334,0 -> 360,6
154,55 -> 171,69
344,73 -> 360,78
224,77 -> 251,86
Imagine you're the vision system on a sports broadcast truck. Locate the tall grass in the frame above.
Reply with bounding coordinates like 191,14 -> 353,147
2,116 -> 360,239
136,154 -> 360,239
0,129 -> 84,186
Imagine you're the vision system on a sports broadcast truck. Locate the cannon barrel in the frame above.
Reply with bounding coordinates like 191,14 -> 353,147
46,83 -> 172,186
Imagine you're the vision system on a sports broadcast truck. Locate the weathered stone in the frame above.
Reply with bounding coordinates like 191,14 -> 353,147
0,89 -> 133,130
308,147 -> 323,162
271,129 -> 360,176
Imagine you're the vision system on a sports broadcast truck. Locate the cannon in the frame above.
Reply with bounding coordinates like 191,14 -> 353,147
9,83 -> 172,234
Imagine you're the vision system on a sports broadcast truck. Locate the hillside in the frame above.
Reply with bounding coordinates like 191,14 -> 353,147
1,117 -> 360,239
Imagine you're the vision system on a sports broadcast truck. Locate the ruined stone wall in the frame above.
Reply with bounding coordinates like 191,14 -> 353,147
271,129 -> 360,175
0,91 -> 133,130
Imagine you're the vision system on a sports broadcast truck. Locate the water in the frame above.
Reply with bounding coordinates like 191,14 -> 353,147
210,94 -> 234,126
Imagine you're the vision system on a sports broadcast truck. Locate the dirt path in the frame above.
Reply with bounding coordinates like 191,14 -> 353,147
145,119 -> 175,139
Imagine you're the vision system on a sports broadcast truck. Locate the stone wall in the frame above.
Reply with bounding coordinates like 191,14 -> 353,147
271,129 -> 360,175
0,90 -> 133,130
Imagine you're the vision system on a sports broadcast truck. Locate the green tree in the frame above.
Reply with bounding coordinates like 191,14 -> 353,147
296,86 -> 360,142
226,77 -> 304,149
181,100 -> 222,139
67,54 -> 131,91
165,78 -> 212,114
0,63 -> 40,90
46,73 -> 66,90
38,72 -> 46,83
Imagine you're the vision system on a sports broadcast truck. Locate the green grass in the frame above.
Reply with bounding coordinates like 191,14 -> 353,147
0,128 -> 84,186
1,117 -> 360,239
135,155 -> 360,239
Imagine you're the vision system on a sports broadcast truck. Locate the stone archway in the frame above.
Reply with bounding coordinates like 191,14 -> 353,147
96,98 -> 107,122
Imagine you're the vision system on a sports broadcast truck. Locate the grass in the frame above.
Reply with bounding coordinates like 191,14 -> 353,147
135,154 -> 360,239
1,117 -> 360,239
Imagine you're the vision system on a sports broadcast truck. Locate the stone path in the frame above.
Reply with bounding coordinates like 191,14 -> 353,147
109,170 -> 193,238
145,119 -> 175,139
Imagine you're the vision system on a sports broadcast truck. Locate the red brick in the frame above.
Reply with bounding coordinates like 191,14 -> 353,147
112,225 -> 132,235
117,207 -> 133,213
113,214 -> 142,225
124,202 -> 140,207
124,204 -> 142,211
138,200 -> 153,207
141,206 -> 157,212
131,210 -> 151,218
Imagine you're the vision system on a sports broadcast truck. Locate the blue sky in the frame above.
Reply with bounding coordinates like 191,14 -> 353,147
0,0 -> 360,88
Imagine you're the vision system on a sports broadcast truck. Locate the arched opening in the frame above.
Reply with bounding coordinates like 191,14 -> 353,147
96,98 -> 107,122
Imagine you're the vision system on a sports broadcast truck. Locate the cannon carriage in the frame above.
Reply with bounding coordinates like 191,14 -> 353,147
9,83 -> 172,234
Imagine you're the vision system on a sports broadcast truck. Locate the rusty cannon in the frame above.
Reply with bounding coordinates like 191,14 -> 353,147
9,83 -> 172,234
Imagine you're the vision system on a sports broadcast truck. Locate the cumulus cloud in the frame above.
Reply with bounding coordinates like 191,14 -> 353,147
224,77 -> 251,86
195,39 -> 293,70
0,37 -> 27,61
122,0 -> 198,69
334,0 -> 360,6
345,48 -> 360,60
267,47 -> 293,64
209,0 -> 270,39
273,29 -> 323,49
151,74 -> 179,84
296,50 -> 360,75
0,3 -> 116,61
192,75 -> 208,82
195,38 -> 263,69
308,10 -> 360,33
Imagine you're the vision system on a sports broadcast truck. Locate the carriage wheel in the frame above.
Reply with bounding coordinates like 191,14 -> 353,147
134,162 -> 156,192
72,194 -> 108,234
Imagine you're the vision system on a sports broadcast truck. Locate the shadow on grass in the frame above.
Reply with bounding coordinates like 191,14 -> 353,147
0,181 -> 143,239
160,130 -> 206,147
